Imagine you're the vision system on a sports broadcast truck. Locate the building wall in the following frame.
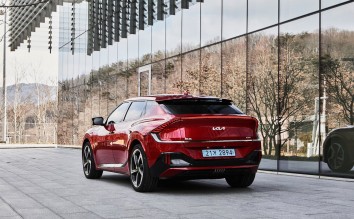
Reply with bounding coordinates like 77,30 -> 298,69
58,0 -> 354,178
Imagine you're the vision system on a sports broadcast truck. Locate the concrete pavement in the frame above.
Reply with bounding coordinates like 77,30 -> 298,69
0,148 -> 353,219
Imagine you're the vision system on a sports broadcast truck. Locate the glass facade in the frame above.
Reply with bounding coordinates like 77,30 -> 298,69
58,0 -> 354,178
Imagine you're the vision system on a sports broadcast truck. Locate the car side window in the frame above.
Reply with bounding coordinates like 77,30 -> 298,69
106,102 -> 131,124
124,101 -> 146,122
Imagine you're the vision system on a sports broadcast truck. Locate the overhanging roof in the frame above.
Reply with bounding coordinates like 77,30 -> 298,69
9,0 -> 66,51
9,0 -> 202,53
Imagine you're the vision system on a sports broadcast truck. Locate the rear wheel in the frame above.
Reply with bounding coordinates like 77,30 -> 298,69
225,173 -> 255,188
82,142 -> 103,179
130,144 -> 158,192
326,139 -> 353,172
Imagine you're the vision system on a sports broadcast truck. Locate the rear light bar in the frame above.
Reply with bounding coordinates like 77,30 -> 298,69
151,117 -> 182,133
150,133 -> 261,143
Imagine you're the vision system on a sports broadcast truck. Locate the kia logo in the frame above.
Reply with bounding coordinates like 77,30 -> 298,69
212,127 -> 225,131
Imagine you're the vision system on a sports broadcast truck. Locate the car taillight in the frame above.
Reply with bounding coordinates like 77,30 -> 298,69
151,118 -> 183,141
151,118 -> 182,133
159,128 -> 185,141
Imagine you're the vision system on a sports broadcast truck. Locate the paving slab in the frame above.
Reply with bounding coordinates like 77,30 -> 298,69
0,148 -> 353,219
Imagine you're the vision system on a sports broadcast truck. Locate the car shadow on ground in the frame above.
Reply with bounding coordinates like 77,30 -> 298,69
156,179 -> 255,195
99,173 -> 255,194
99,173 -> 132,188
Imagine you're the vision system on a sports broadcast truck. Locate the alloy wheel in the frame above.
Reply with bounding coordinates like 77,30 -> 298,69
130,149 -> 144,188
83,145 -> 92,176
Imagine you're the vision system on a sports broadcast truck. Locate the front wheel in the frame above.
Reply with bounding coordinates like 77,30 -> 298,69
225,173 -> 255,188
327,139 -> 353,172
130,144 -> 158,192
82,142 -> 103,179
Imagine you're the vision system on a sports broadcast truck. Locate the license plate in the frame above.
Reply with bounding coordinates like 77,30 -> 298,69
202,149 -> 236,157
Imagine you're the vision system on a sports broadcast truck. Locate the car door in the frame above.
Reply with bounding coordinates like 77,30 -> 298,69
103,102 -> 131,167
111,101 -> 147,165
93,125 -> 113,166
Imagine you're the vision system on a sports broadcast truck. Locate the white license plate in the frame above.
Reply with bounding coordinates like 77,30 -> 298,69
202,149 -> 236,157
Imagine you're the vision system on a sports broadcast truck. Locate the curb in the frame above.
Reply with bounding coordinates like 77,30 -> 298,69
0,144 -> 81,149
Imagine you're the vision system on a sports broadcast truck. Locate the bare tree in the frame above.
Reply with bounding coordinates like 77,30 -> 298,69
7,64 -> 29,143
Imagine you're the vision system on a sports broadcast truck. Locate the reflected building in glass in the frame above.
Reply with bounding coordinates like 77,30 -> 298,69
54,0 -> 354,178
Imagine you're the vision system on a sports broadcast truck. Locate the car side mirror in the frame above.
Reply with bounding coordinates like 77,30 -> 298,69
92,117 -> 105,126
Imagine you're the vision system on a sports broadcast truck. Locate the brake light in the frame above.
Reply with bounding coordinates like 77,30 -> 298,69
151,118 -> 182,133
151,118 -> 183,141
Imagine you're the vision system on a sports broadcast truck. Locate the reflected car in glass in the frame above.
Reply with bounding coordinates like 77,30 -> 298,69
81,95 -> 262,192
323,126 -> 354,172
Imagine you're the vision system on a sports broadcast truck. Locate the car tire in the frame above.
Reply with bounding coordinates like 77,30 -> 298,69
130,144 -> 158,192
225,173 -> 255,188
82,142 -> 103,179
326,138 -> 353,173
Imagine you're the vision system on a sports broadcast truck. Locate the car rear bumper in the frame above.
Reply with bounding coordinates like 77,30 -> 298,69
150,150 -> 261,179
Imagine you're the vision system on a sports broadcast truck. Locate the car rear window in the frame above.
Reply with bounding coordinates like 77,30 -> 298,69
160,99 -> 243,115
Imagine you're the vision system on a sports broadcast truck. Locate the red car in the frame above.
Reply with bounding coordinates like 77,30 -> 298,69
82,95 -> 262,192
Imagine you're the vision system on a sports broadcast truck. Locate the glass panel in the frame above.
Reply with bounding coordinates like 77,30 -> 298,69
109,43 -> 119,67
140,70 -> 150,96
75,33 -> 89,86
222,0 -> 247,40
165,56 -> 183,94
152,19 -> 166,61
99,48 -> 111,117
248,0 -> 278,32
152,62 -> 166,95
280,0 -> 318,22
139,27 -> 152,65
201,0 -> 221,46
73,86 -> 83,145
166,9 -> 182,57
85,49 -> 93,125
278,15 -> 319,174
322,0 -> 349,8
115,72 -> 128,104
321,3 -> 354,177
181,51 -> 200,95
103,73 -> 119,116
72,49 -> 80,86
127,33 -> 140,99
100,48 -> 110,68
128,33 -> 139,64
182,2 -> 200,52
200,44 -> 221,96
90,48 -> 101,117
92,51 -> 100,71
73,1 -> 89,85
248,27 -> 278,171
118,38 -> 128,70
222,37 -> 247,112
67,53 -> 74,82
128,66 -> 139,98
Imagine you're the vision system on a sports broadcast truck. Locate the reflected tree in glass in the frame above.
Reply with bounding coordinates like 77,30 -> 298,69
248,32 -> 279,156
278,33 -> 318,157
320,29 -> 354,126
222,37 -> 247,111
